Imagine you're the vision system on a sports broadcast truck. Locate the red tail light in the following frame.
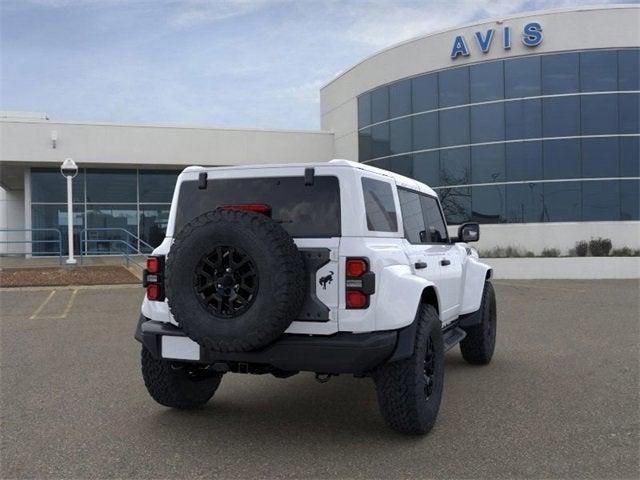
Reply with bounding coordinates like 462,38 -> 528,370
221,204 -> 271,215
147,257 -> 160,274
146,284 -> 161,301
346,290 -> 368,309
144,256 -> 165,301
346,258 -> 368,277
345,257 -> 373,309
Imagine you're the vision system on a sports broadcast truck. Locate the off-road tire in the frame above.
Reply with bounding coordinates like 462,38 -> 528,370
140,347 -> 223,409
373,304 -> 445,435
165,209 -> 305,352
459,281 -> 496,365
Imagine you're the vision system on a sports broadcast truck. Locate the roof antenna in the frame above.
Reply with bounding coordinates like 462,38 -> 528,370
304,167 -> 315,186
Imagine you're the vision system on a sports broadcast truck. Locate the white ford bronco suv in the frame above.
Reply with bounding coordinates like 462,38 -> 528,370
135,159 -> 496,435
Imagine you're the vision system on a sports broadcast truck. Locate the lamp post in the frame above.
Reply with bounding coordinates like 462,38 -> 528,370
60,158 -> 78,265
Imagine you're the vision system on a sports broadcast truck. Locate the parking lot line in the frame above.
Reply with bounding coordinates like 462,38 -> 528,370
28,289 -> 56,319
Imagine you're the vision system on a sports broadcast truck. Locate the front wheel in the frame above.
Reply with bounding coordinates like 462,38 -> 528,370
141,347 -> 223,409
373,304 -> 444,435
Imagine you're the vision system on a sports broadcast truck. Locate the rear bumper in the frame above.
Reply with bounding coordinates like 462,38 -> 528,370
135,315 -> 403,375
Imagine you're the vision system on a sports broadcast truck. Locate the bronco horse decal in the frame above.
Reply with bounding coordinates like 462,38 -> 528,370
319,271 -> 334,290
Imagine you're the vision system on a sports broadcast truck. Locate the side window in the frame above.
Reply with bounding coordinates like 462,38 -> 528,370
361,177 -> 398,232
398,188 -> 427,243
420,195 -> 449,243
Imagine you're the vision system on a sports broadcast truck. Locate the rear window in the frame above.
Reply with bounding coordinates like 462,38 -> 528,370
174,176 -> 341,238
361,177 -> 398,232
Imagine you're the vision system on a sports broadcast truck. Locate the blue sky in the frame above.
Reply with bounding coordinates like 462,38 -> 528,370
0,0 -> 628,130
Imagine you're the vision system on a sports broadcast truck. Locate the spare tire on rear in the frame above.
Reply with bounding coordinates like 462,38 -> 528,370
165,208 -> 305,352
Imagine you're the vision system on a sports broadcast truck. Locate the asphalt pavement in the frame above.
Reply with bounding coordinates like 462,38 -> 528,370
1,280 -> 638,479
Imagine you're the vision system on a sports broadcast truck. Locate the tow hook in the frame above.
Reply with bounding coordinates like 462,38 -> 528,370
315,373 -> 331,383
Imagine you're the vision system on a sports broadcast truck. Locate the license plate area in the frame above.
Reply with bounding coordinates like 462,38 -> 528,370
161,336 -> 200,361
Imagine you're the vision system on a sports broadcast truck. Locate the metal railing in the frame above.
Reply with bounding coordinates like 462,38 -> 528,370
0,228 -> 64,264
79,228 -> 154,269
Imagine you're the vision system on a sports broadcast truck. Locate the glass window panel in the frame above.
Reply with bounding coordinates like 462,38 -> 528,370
439,107 -> 469,147
470,103 -> 504,143
543,181 -> 581,222
140,206 -> 170,249
580,50 -> 618,92
506,141 -> 543,182
582,137 -> 619,178
471,144 -> 505,184
543,139 -> 581,180
86,204 -> 138,254
371,87 -> 389,123
358,93 -> 372,128
506,183 -> 544,223
620,179 -> 640,221
470,61 -> 504,102
389,117 -> 412,155
412,112 -> 438,151
542,52 -> 579,95
620,137 -> 640,177
371,123 -> 390,159
361,177 -> 398,232
440,147 -> 470,186
412,73 -> 438,113
398,189 -> 426,244
86,169 -> 136,203
543,96 -> 580,137
385,155 -> 413,177
619,92 -> 640,134
583,181 -> 620,221
420,195 -> 449,242
581,94 -> 618,135
390,79 -> 412,118
31,168 -> 84,203
359,128 -> 373,161
439,187 -> 471,225
471,185 -> 505,224
31,204 -> 84,256
139,170 -> 179,203
439,67 -> 469,107
619,49 -> 640,91
413,152 -> 440,187
505,56 -> 541,98
505,98 -> 542,140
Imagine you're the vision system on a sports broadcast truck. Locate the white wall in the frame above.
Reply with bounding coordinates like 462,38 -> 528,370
0,185 -> 25,254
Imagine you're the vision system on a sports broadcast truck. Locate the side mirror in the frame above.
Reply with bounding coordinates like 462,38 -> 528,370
457,223 -> 480,243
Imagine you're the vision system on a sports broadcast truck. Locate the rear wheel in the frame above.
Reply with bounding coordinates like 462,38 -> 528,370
141,347 -> 223,409
373,304 -> 444,435
459,281 -> 497,365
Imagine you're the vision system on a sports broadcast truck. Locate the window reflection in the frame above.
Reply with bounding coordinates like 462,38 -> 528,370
506,183 -> 544,223
471,185 -> 505,223
86,205 -> 138,254
580,51 -> 618,92
31,204 -> 84,255
31,169 -> 84,203
470,61 -> 504,102
581,94 -> 618,135
371,87 -> 389,123
543,182 -> 581,222
583,181 -> 620,221
439,67 -> 469,107
390,79 -> 411,118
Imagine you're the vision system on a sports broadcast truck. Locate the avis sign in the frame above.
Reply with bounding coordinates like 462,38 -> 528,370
450,22 -> 543,59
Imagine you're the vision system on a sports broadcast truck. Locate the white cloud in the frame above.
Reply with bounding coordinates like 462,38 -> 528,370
169,0 -> 275,29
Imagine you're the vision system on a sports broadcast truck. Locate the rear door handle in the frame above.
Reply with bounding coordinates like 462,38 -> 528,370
414,262 -> 427,269
440,259 -> 451,266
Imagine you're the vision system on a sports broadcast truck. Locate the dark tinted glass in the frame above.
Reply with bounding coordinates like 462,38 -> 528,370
439,187 -> 471,225
439,67 -> 469,107
620,137 -> 640,177
412,112 -> 438,150
581,94 -> 618,135
543,139 -> 581,180
583,180 -> 620,221
618,49 -> 640,91
470,103 -> 504,143
139,170 -> 179,203
543,181 -> 581,222
86,204 -> 138,253
176,176 -> 341,237
619,93 -> 640,134
86,169 -> 136,203
471,185 -> 505,223
506,141 -> 543,181
390,79 -> 411,118
505,56 -> 541,98
620,179 -> 640,220
358,93 -> 372,128
31,168 -> 84,203
580,51 -> 618,92
413,152 -> 440,186
440,148 -> 470,185
471,144 -> 505,183
581,137 -> 619,178
140,206 -> 170,249
506,183 -> 544,223
542,52 -> 579,94
470,61 -> 504,102
371,123 -> 390,158
420,195 -> 448,242
439,107 -> 469,147
412,74 -> 438,112
398,188 -> 426,243
389,117 -> 412,155
505,98 -> 542,140
371,87 -> 389,123
359,128 -> 373,161
31,204 -> 84,255
543,96 -> 580,137
361,177 -> 398,232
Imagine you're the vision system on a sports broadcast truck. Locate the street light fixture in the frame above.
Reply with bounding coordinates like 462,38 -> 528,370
60,158 -> 78,265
